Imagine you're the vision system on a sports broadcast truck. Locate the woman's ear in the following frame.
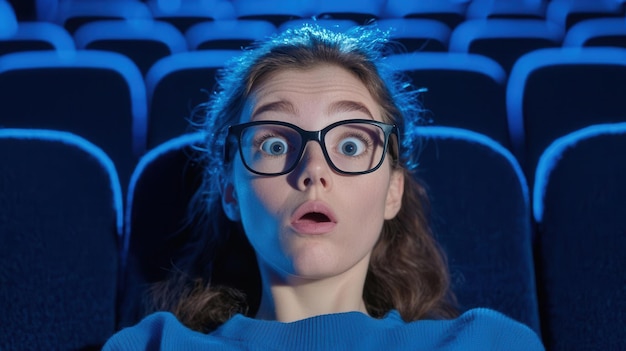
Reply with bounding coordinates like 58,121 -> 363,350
221,181 -> 241,221
384,169 -> 404,220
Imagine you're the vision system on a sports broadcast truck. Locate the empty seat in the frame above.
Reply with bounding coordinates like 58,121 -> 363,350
0,128 -> 123,350
375,18 -> 451,52
532,122 -> 626,350
73,19 -> 187,76
146,0 -> 236,33
232,0 -> 315,27
383,0 -> 469,29
387,52 -> 511,149
118,133 -> 260,328
185,19 -> 276,51
564,17 -> 626,49
145,50 -> 240,149
416,126 -> 539,333
449,19 -> 564,74
0,21 -> 75,56
54,0 -> 152,34
314,0 -> 384,24
0,49 -> 147,188
546,0 -> 625,30
506,47 -> 626,183
466,0 -> 547,20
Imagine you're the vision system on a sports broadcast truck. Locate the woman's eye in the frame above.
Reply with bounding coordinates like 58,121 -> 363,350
260,137 -> 288,155
338,137 -> 366,156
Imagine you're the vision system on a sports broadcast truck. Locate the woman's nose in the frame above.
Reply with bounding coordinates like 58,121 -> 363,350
294,142 -> 332,190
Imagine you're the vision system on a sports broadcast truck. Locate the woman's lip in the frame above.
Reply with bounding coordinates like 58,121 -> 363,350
290,200 -> 338,235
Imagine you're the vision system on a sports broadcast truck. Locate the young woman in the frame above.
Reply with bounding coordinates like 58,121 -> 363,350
105,24 -> 544,350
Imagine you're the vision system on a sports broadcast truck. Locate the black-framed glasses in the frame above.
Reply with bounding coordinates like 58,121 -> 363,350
225,119 -> 399,176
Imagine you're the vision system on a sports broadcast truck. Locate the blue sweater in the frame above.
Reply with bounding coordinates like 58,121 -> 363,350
104,308 -> 544,350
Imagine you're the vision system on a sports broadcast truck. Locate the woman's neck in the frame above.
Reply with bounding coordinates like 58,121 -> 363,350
254,259 -> 370,322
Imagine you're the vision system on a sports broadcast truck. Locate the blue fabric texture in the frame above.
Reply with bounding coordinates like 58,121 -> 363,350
104,308 -> 544,351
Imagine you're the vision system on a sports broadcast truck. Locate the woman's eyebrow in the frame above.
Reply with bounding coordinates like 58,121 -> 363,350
327,100 -> 374,119
252,100 -> 297,119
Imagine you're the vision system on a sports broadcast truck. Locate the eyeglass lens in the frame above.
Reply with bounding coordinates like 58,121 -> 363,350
238,122 -> 387,174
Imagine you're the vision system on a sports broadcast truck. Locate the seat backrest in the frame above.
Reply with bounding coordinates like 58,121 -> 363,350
185,19 -> 277,51
0,49 -> 147,188
449,19 -> 564,74
387,52 -> 511,150
0,128 -> 123,350
465,0 -> 547,20
0,22 -> 75,56
118,133 -> 260,328
532,122 -> 626,350
546,0 -> 625,30
145,0 -> 236,33
383,0 -> 469,29
145,50 -> 240,149
375,18 -> 451,52
73,19 -> 187,76
416,126 -> 539,333
563,17 -> 626,49
506,47 -> 626,184
54,0 -> 152,34
232,0 -> 316,27
314,0 -> 384,24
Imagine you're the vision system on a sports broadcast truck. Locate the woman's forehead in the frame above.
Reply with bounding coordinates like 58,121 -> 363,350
242,65 -> 383,122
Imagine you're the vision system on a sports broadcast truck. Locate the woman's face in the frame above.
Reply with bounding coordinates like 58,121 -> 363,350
224,64 -> 404,282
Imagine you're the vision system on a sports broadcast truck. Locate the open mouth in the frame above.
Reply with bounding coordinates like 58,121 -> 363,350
299,212 -> 331,223
290,201 -> 337,234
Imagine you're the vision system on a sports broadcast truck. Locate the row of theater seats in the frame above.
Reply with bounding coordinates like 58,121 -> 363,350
2,0 -> 626,191
6,0 -> 626,31
1,1 -> 626,349
1,123 -> 625,350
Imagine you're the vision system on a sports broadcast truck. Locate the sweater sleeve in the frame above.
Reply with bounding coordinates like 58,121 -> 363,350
458,308 -> 545,351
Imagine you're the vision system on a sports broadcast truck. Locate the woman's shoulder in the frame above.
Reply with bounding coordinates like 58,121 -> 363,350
102,311 -> 216,351
399,308 -> 545,351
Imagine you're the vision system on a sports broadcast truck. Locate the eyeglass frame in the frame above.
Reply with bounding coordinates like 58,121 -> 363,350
224,119 -> 400,176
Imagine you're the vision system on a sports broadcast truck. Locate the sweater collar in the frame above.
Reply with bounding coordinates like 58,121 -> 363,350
212,310 -> 403,349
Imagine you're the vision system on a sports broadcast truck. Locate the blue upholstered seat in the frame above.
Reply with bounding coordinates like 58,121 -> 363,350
564,17 -> 626,49
314,0 -> 384,24
416,126 -> 539,333
144,50 -> 240,149
465,0 -> 547,20
546,0 -> 625,30
186,19 -> 276,51
232,0 -> 315,27
0,49 -> 147,188
375,18 -> 451,52
145,0 -> 235,33
383,0 -> 469,29
533,122 -> 626,350
0,21 -> 75,55
387,52 -> 511,150
54,0 -> 151,34
449,19 -> 564,73
0,128 -> 123,350
506,47 -> 626,184
73,19 -> 187,76
118,133 -> 260,328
